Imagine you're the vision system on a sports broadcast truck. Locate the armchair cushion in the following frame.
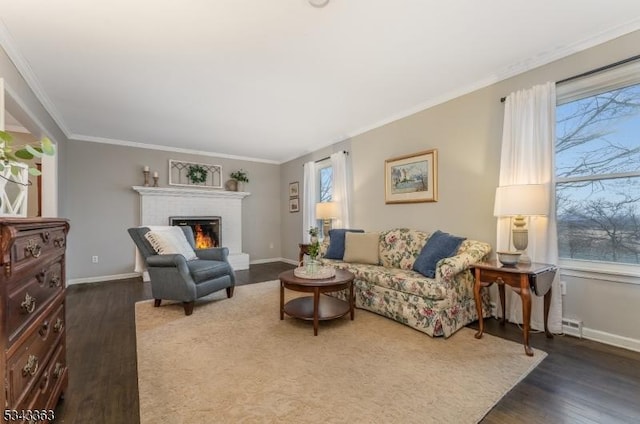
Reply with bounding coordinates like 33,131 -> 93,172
187,260 -> 233,284
412,230 -> 465,278
144,226 -> 198,261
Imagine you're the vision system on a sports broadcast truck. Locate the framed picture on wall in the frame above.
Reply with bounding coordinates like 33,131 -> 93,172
289,181 -> 299,198
385,149 -> 438,204
289,197 -> 300,213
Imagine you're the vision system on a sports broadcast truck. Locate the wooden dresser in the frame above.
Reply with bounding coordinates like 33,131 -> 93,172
0,218 -> 69,422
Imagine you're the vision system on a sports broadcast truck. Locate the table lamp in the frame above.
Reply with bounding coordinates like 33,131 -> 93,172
315,201 -> 338,238
493,184 -> 549,263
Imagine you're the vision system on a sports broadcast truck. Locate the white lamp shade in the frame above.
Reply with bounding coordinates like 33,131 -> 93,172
493,184 -> 549,217
316,201 -> 339,219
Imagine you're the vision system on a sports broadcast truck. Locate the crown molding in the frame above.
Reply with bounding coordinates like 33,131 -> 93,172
344,17 -> 640,146
0,19 -> 72,137
71,133 -> 281,165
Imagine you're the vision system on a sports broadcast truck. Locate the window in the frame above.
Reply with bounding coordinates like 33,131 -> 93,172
555,62 -> 640,270
318,161 -> 333,202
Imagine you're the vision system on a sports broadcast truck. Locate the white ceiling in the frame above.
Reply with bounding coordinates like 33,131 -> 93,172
1,1 -> 640,164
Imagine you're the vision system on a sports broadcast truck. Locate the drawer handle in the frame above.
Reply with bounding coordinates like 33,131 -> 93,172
25,239 -> 42,258
50,275 -> 62,288
54,236 -> 66,248
39,320 -> 50,337
42,231 -> 51,242
53,317 -> 64,333
39,371 -> 50,389
20,293 -> 37,314
53,362 -> 64,379
22,355 -> 39,377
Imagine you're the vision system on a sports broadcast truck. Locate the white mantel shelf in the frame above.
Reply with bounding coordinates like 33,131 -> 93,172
132,186 -> 250,199
133,185 -> 250,271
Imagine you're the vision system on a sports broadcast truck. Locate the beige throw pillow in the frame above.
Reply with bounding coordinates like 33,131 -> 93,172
144,226 -> 198,261
343,232 -> 380,264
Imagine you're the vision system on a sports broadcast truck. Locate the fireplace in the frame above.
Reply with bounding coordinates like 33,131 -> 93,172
170,216 -> 220,249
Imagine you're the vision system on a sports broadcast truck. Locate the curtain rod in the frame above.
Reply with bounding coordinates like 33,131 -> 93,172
499,53 -> 640,103
314,150 -> 349,163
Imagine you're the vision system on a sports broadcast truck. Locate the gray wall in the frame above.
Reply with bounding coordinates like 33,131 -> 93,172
280,30 -> 640,344
64,140 -> 282,280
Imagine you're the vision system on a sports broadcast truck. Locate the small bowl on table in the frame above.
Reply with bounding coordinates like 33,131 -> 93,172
496,251 -> 521,266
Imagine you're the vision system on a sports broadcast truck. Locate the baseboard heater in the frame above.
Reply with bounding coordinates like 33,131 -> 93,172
562,318 -> 583,338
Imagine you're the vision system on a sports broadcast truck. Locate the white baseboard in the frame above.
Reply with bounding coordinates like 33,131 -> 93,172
579,327 -> 640,353
67,272 -> 141,286
250,257 -> 285,265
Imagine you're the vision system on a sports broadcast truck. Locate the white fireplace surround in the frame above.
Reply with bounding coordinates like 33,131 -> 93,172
133,186 -> 250,270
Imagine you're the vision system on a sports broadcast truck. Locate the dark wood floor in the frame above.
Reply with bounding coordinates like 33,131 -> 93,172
55,262 -> 640,423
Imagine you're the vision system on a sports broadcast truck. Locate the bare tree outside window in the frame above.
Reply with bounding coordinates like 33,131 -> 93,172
319,166 -> 333,202
556,83 -> 640,264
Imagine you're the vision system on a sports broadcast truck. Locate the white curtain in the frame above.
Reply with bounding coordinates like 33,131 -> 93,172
330,151 -> 352,229
497,81 -> 562,333
302,161 -> 317,244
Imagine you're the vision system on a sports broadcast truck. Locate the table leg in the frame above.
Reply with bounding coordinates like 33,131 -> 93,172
349,281 -> 354,320
313,287 -> 319,336
520,274 -> 534,356
280,280 -> 284,320
544,287 -> 554,339
498,283 -> 506,326
473,268 -> 484,339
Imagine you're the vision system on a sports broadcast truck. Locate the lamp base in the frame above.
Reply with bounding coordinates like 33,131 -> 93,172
322,219 -> 332,238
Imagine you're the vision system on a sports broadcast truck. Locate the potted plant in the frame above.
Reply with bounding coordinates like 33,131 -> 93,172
308,226 -> 319,243
0,130 -> 55,216
229,169 -> 249,191
0,130 -> 55,177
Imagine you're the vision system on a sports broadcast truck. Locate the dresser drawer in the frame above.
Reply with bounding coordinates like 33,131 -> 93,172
22,341 -> 66,422
10,227 -> 66,269
7,260 -> 64,345
6,302 -> 65,408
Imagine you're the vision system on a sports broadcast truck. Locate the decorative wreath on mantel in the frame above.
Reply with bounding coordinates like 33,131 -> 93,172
186,165 -> 208,184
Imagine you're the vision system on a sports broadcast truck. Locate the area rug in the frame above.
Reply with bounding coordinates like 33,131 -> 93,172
136,280 -> 546,424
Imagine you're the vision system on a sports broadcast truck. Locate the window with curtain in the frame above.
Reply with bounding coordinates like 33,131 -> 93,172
318,161 -> 333,202
556,60 -> 640,272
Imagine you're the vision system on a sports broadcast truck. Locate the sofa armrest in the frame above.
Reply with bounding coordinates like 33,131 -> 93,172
436,240 -> 491,283
195,247 -> 229,262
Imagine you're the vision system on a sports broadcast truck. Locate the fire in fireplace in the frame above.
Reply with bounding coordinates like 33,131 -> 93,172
169,216 -> 220,249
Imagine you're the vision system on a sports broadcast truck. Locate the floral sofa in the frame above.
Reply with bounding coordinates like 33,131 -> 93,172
318,228 -> 492,338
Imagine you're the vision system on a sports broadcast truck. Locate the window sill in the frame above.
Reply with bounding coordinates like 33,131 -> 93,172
559,258 -> 640,285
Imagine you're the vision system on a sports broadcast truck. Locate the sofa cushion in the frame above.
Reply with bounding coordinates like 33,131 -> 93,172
144,226 -> 198,261
412,230 -> 466,278
324,229 -> 364,259
379,228 -> 430,270
319,259 -> 447,300
343,232 -> 380,264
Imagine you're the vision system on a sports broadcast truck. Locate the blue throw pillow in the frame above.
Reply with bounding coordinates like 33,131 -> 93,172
324,229 -> 365,259
412,230 -> 466,278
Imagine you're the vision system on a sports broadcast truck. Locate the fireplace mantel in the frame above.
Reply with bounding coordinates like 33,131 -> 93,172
133,186 -> 251,270
132,186 -> 250,199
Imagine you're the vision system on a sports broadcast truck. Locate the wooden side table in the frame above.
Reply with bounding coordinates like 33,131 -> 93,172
472,260 -> 557,356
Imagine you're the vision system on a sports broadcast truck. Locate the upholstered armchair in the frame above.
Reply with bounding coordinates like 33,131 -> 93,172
128,226 -> 236,315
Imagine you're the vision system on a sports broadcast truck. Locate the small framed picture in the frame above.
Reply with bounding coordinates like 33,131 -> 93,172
289,197 -> 300,213
289,181 -> 299,198
385,149 -> 438,204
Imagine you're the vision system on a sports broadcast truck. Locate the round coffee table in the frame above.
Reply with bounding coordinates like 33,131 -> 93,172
279,268 -> 355,336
